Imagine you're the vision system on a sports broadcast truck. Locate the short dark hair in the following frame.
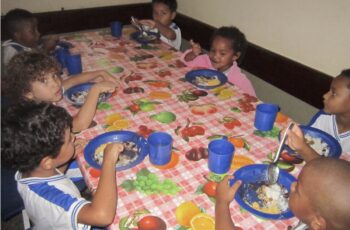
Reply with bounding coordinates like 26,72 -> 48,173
1,102 -> 72,173
3,52 -> 60,103
211,26 -> 247,57
339,69 -> 350,89
3,8 -> 35,38
152,0 -> 177,12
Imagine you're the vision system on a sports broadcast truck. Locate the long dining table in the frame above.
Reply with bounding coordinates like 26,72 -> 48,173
57,26 -> 308,230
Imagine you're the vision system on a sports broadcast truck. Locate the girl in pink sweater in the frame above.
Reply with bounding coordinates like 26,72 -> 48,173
181,26 -> 256,97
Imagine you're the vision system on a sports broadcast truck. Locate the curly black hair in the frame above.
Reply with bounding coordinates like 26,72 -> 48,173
211,26 -> 247,58
3,8 -> 36,39
1,102 -> 72,173
3,51 -> 60,103
152,0 -> 177,12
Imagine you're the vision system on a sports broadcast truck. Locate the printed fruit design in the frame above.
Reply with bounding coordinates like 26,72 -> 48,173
265,152 -> 295,172
155,69 -> 172,78
158,51 -> 174,60
230,155 -> 254,170
137,216 -> 166,230
220,116 -> 241,129
137,62 -> 157,69
231,93 -> 258,113
89,168 -> 101,178
175,201 -> 201,227
175,119 -> 205,142
190,213 -> 215,230
137,125 -> 154,138
203,181 -> 217,197
144,80 -> 171,88
150,111 -> 176,124
124,72 -> 143,83
123,86 -> 145,94
190,104 -> 217,115
177,89 -> 208,103
212,86 -> 235,100
276,112 -> 289,123
105,113 -> 123,126
185,147 -> 208,161
109,66 -> 124,73
228,137 -> 245,148
130,54 -> 154,62
104,113 -> 130,131
153,152 -> 179,170
126,99 -> 161,114
148,91 -> 172,100
280,151 -> 303,164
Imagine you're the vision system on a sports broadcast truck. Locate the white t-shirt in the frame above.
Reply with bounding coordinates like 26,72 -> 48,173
1,40 -> 32,66
310,113 -> 350,156
152,22 -> 181,50
16,170 -> 91,230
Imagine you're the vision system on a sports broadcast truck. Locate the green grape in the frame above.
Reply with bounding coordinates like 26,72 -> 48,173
138,181 -> 145,187
138,175 -> 147,181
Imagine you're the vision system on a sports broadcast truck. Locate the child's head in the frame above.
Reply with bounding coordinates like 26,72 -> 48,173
151,0 -> 177,27
322,69 -> 350,115
4,52 -> 62,103
209,26 -> 247,72
1,102 -> 74,174
3,8 -> 40,48
289,158 -> 350,230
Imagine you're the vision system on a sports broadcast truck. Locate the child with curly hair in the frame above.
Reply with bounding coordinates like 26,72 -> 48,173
1,102 -> 124,229
181,26 -> 256,97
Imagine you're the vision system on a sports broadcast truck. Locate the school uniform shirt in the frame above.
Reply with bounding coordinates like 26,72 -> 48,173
181,49 -> 256,97
309,112 -> 350,155
1,40 -> 32,67
151,22 -> 182,50
16,170 -> 91,230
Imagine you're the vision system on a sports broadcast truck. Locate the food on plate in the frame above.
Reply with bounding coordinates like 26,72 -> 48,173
242,182 -> 289,214
94,141 -> 138,166
193,75 -> 220,87
71,90 -> 108,104
304,134 -> 330,156
139,33 -> 157,41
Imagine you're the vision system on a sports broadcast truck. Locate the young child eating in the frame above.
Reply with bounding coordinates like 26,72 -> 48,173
216,158 -> 350,230
1,102 -> 124,229
181,26 -> 256,97
139,0 -> 181,50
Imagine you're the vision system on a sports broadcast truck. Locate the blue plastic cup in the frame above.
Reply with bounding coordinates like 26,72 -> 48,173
111,21 -> 123,38
254,103 -> 279,131
208,139 -> 235,174
66,54 -> 82,75
148,132 -> 173,165
55,48 -> 69,68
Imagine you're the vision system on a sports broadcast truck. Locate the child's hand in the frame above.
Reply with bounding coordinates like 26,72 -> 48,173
74,138 -> 88,158
93,70 -> 119,84
41,34 -> 59,53
190,39 -> 202,56
216,175 -> 241,205
139,19 -> 156,30
284,124 -> 307,152
103,143 -> 124,164
92,81 -> 118,94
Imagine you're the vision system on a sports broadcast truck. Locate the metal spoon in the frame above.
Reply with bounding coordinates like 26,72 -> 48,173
131,16 -> 148,36
267,122 -> 295,185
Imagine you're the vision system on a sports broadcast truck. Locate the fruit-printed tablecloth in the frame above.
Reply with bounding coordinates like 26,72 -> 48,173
57,27 -> 305,230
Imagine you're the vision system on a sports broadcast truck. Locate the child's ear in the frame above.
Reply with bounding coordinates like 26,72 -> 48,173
39,156 -> 54,170
171,11 -> 176,20
309,215 -> 327,230
24,91 -> 34,100
232,52 -> 241,62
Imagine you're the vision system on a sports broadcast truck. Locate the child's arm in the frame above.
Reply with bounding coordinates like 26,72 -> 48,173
284,125 -> 321,162
184,40 -> 202,62
62,70 -> 118,90
77,143 -> 124,226
72,81 -> 118,132
140,19 -> 176,40
39,34 -> 59,54
215,175 -> 242,230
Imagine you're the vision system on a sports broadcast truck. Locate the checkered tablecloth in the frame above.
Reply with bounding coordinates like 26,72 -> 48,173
57,27 -> 302,230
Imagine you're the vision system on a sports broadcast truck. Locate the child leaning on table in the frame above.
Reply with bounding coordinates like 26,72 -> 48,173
3,51 -> 119,133
215,158 -> 350,230
1,102 -> 124,229
181,26 -> 256,97
2,8 -> 58,70
283,69 -> 350,162
139,0 -> 181,50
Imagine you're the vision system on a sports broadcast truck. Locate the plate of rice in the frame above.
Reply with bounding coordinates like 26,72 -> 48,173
185,69 -> 227,89
281,125 -> 342,159
64,82 -> 111,106
230,164 -> 296,220
84,131 -> 148,170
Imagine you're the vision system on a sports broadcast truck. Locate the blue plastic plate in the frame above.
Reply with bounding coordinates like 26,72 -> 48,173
84,131 -> 149,170
282,125 -> 342,158
185,69 -> 227,89
130,31 -> 160,44
230,164 -> 296,220
64,82 -> 111,106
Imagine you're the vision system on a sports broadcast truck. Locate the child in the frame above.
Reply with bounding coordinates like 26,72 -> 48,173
284,69 -> 350,162
2,8 -> 57,69
139,0 -> 181,50
1,102 -> 124,229
3,51 -> 119,133
216,158 -> 350,230
181,26 -> 256,97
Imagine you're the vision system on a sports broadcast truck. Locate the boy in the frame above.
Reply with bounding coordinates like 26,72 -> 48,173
216,158 -> 350,230
3,52 -> 119,133
284,69 -> 350,161
1,103 -> 124,229
2,8 -> 57,69
139,0 -> 181,50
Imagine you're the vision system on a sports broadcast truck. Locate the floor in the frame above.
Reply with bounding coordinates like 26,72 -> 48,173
1,214 -> 24,230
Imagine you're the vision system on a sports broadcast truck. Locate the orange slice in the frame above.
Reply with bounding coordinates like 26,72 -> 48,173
105,113 -> 123,126
105,119 -> 130,131
149,91 -> 172,100
175,201 -> 201,227
190,213 -> 215,230
153,152 -> 179,170
230,155 -> 255,170
228,137 -> 245,148
276,112 -> 289,123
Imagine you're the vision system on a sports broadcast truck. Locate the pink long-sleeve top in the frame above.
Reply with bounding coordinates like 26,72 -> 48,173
181,49 -> 256,97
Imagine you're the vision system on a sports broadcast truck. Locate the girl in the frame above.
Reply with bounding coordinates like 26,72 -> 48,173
181,26 -> 256,97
